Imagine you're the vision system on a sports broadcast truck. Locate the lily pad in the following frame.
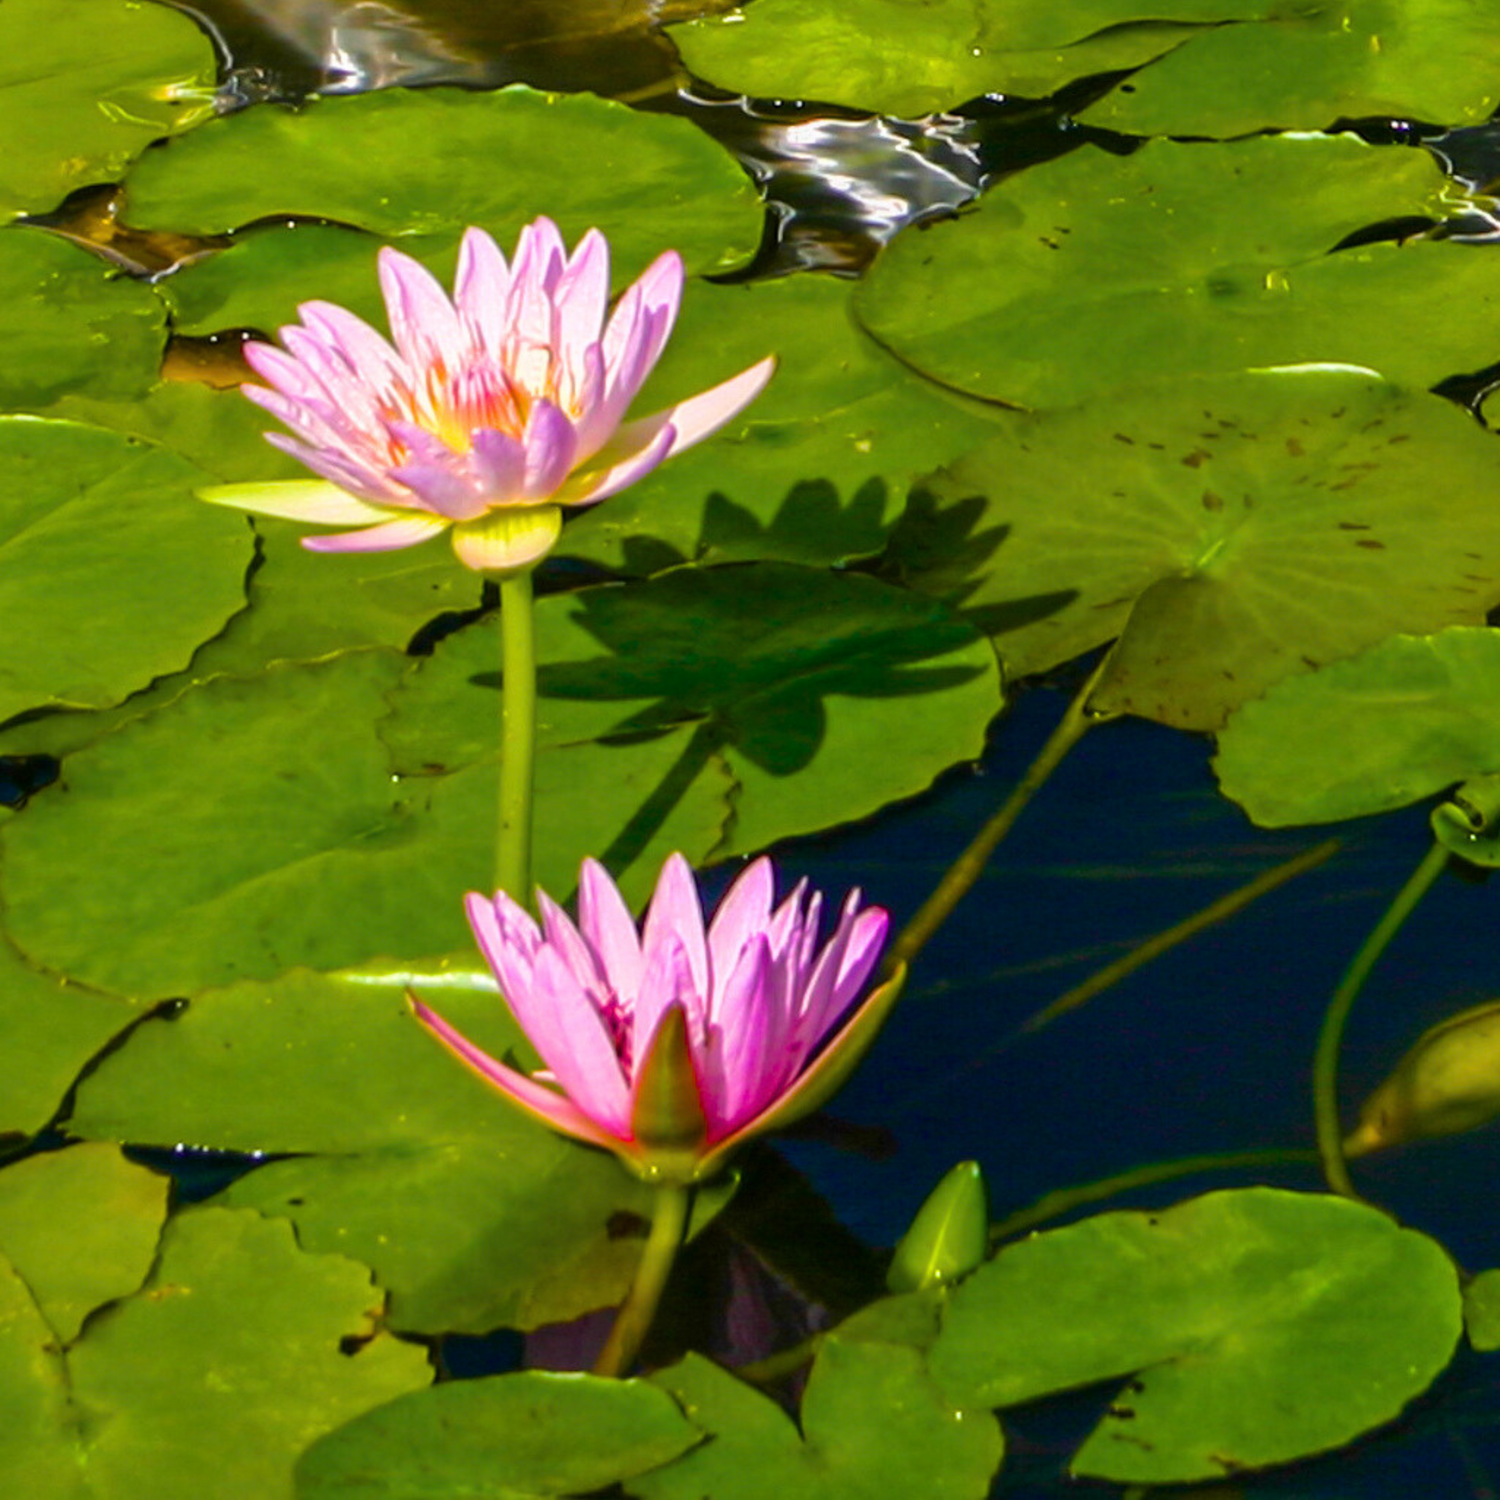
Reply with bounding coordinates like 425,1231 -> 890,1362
70,961 -> 670,1334
0,416 -> 251,727
0,0 -> 215,221
670,0 -> 1254,116
380,564 -> 1000,860
1213,627 -> 1500,827
854,135 -> 1500,411
0,228 -> 167,411
0,649 -> 730,999
1080,0 -> 1500,137
295,1372 -> 701,1499
1463,1269 -> 1500,1352
0,1251 -> 80,1500
119,86 -> 761,281
896,369 -> 1500,727
636,1342 -> 1003,1499
0,938 -> 137,1143
928,1187 -> 1462,1485
0,1144 -> 167,1343
65,1207 -> 431,1500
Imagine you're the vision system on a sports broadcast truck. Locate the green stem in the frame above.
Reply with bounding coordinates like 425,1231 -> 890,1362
593,1183 -> 692,1378
496,569 -> 537,907
882,650 -> 1118,977
1313,839 -> 1450,1199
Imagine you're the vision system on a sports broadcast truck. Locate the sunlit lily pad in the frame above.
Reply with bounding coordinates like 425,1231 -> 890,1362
0,228 -> 167,411
0,650 -> 730,998
636,1342 -> 1003,1499
380,564 -> 1000,860
670,0 -> 1253,115
895,370 -> 1500,727
70,962 -> 669,1334
0,0 -> 215,221
1213,627 -> 1500,827
0,938 -> 137,1143
120,86 -> 761,279
561,274 -> 1004,572
0,1250 -> 79,1499
1464,1269 -> 1500,1352
1081,0 -> 1500,136
0,1144 -> 165,1345
66,1207 -> 431,1500
855,136 -> 1500,410
928,1188 -> 1461,1485
295,1372 -> 702,1499
0,416 -> 251,726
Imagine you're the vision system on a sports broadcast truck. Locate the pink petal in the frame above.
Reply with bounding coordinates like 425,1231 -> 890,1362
706,858 -> 775,1008
411,998 -> 622,1151
466,891 -> 541,1007
601,251 -> 683,404
471,428 -> 527,501
550,420 -> 675,508
577,858 -> 643,1002
261,432 -> 402,503
529,946 -> 631,1133
297,300 -> 404,383
711,936 -> 777,1130
643,354 -> 777,460
631,933 -> 699,1084
378,246 -> 464,375
304,515 -> 451,553
454,227 -> 513,352
642,853 -> 709,1014
553,229 -> 610,379
521,399 -> 580,500
536,887 -> 608,1002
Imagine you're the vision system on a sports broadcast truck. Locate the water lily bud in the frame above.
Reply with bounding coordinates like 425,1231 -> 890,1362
1345,999 -> 1500,1157
887,1160 -> 990,1292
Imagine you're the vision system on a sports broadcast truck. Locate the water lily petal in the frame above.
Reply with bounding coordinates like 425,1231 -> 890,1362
197,479 -> 400,526
578,857 -> 643,1001
642,853 -> 709,1009
303,515 -> 450,553
551,422 -> 676,508
378,245 -> 465,374
521,399 -> 580,500
530,946 -> 631,1134
454,225 -> 513,352
706,858 -> 775,1004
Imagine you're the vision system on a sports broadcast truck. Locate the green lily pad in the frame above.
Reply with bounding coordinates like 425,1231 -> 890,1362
120,86 -> 761,280
1463,1269 -> 1500,1352
381,564 -> 1000,861
65,1207 -> 431,1500
0,229 -> 166,411
560,274 -> 1004,573
669,0 -> 1255,116
854,135 -> 1500,411
0,416 -> 251,727
295,1372 -> 701,1500
896,369 -> 1500,726
0,1250 -> 81,1500
0,1144 -> 166,1344
70,961 -> 669,1334
636,1342 -> 1003,1499
1,649 -> 730,999
1081,0 -> 1500,136
0,937 -> 137,1143
0,0 -> 215,221
928,1188 -> 1461,1485
1214,627 -> 1500,827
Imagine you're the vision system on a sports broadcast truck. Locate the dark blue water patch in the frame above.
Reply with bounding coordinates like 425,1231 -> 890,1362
0,753 -> 58,809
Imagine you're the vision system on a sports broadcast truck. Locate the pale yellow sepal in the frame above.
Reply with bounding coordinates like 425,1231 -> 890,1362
451,504 -> 563,574
197,479 -> 398,525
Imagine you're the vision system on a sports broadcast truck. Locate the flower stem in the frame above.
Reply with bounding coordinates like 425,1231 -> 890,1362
883,649 -> 1118,977
593,1183 -> 692,1378
497,568 -> 537,907
1313,838 -> 1450,1199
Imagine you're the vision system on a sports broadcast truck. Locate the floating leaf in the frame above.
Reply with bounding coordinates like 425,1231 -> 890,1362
65,1207 -> 431,1500
1463,1269 -> 1500,1352
0,1144 -> 166,1343
0,0 -> 215,221
896,370 -> 1500,726
0,937 -> 137,1142
855,136 -> 1497,411
670,0 -> 1254,116
1080,0 -> 1500,137
71,961 -> 666,1334
928,1187 -> 1462,1485
636,1343 -> 1003,1499
120,86 -> 761,280
295,1372 -> 700,1499
0,416 -> 250,726
1213,627 -> 1500,826
1,650 -> 730,999
887,1162 -> 989,1294
0,229 -> 166,411
0,1250 -> 80,1500
381,564 -> 1000,861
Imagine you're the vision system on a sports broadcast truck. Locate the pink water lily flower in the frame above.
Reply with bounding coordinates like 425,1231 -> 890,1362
411,854 -> 905,1184
200,219 -> 775,573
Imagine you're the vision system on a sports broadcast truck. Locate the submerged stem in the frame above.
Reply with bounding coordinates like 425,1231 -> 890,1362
496,568 -> 537,907
883,650 -> 1118,977
1313,839 -> 1450,1199
593,1183 -> 692,1378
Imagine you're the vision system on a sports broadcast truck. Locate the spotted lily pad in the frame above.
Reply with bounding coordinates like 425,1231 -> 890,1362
854,135 -> 1499,411
928,1188 -> 1461,1485
895,369 -> 1500,727
119,86 -> 761,281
